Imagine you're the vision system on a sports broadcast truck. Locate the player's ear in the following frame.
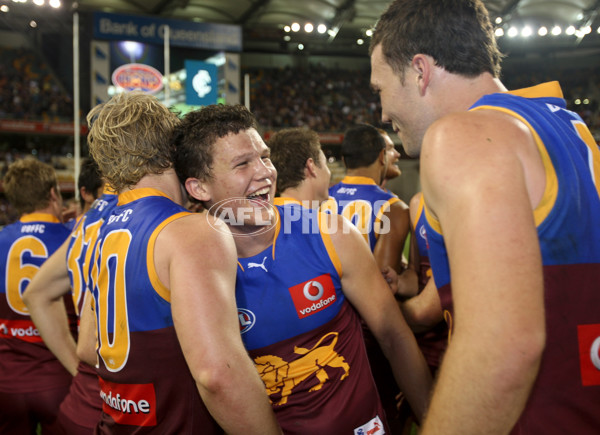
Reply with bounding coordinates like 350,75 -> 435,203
305,158 -> 318,178
378,148 -> 386,165
185,177 -> 211,202
411,53 -> 432,94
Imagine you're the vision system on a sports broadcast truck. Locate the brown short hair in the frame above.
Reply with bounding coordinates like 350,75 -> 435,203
268,128 -> 323,193
86,91 -> 180,192
3,158 -> 58,215
173,104 -> 257,183
370,0 -> 503,82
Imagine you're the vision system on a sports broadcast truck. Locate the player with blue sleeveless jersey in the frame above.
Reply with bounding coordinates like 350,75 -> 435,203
174,104 -> 432,434
25,183 -> 118,434
327,124 -> 410,274
0,158 -> 73,434
77,92 -> 281,434
370,0 -> 600,433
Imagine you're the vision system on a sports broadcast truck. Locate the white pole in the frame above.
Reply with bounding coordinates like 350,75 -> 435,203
73,11 -> 80,202
244,73 -> 250,110
164,25 -> 170,105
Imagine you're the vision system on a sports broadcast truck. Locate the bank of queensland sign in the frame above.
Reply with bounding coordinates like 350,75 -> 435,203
93,12 -> 242,52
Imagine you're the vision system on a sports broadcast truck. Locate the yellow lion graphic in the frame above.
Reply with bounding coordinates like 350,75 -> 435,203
254,332 -> 350,405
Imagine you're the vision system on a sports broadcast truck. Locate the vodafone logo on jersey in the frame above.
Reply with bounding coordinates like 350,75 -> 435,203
289,274 -> 336,319
98,379 -> 157,427
577,323 -> 600,386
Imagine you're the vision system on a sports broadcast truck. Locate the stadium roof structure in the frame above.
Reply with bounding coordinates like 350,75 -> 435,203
0,0 -> 599,58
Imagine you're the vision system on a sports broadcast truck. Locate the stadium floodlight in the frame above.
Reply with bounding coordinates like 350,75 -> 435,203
304,23 -> 313,33
284,25 -> 290,32
317,24 -> 327,34
49,0 -> 60,7
551,26 -> 562,36
495,28 -> 504,37
566,25 -> 576,35
507,26 -> 518,37
538,26 -> 548,36
291,22 -> 300,32
521,26 -> 533,37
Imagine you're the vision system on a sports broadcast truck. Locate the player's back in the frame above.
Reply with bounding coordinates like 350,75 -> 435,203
89,188 -> 223,434
327,175 -> 399,251
0,213 -> 73,392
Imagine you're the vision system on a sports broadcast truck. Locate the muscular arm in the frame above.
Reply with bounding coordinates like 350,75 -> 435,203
329,214 -> 433,421
23,239 -> 78,376
420,112 -> 545,434
158,214 -> 281,435
373,200 -> 410,273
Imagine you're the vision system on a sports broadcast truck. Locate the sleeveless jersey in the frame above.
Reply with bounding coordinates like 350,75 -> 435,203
236,200 -> 388,435
88,188 -> 223,434
412,194 -> 431,289
424,82 -> 600,434
60,190 -> 118,429
412,195 -> 447,371
0,213 -> 73,392
327,175 -> 400,251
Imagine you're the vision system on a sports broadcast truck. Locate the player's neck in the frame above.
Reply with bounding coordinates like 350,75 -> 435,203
279,187 -> 322,209
345,165 -> 382,185
125,168 -> 184,206
233,224 -> 277,258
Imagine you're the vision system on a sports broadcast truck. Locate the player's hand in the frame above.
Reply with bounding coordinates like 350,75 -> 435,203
382,266 -> 399,295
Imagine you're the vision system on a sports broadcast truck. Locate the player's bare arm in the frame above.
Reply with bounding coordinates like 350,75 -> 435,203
23,239 -> 78,376
420,111 -> 545,434
157,213 -> 282,435
326,212 -> 433,422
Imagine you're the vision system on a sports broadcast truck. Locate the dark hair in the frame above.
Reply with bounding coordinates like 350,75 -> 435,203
342,124 -> 385,169
173,104 -> 257,183
78,157 -> 103,209
370,0 -> 503,81
268,127 -> 323,194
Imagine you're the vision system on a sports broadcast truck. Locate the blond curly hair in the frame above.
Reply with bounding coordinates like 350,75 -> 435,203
86,92 -> 180,192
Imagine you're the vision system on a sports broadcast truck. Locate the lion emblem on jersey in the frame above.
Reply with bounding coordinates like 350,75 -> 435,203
254,332 -> 350,405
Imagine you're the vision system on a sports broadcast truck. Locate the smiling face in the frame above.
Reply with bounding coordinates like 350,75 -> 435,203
191,128 -> 277,233
370,44 -> 430,158
382,132 -> 401,180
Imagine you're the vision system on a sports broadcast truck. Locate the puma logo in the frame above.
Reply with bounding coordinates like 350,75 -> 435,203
248,256 -> 268,272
